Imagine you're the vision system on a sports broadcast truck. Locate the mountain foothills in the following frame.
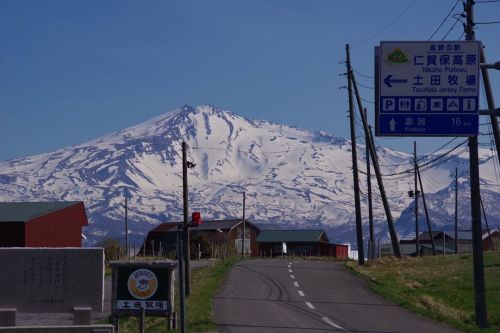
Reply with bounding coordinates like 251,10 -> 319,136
0,105 -> 499,246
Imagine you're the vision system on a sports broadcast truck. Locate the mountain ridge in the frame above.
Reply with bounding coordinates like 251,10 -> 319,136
0,104 -> 498,246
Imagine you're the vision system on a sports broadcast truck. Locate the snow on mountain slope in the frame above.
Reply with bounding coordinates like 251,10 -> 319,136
0,104 -> 498,246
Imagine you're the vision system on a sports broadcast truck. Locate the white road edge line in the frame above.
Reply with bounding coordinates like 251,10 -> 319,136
298,290 -> 305,297
305,301 -> 315,310
290,275 -> 295,279
293,281 -> 299,287
322,316 -> 344,330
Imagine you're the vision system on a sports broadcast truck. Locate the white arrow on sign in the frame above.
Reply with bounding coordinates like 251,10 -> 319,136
389,118 -> 397,132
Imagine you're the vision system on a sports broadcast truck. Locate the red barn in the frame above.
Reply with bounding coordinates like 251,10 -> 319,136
0,201 -> 88,247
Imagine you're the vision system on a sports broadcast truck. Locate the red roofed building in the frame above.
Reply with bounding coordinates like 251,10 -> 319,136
0,201 -> 89,247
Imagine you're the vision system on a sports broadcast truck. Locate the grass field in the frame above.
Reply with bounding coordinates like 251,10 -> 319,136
347,251 -> 500,333
115,257 -> 238,333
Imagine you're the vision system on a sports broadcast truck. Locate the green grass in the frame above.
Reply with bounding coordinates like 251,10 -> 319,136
347,251 -> 500,333
113,257 -> 239,332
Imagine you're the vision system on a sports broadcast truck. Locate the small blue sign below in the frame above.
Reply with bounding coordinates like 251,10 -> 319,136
378,114 -> 478,136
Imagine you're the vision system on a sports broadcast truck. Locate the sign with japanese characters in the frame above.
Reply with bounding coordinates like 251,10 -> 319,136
376,41 -> 481,136
0,248 -> 104,313
111,261 -> 176,317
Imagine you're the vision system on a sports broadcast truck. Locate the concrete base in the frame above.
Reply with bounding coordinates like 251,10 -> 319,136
73,308 -> 91,326
0,309 -> 16,327
0,325 -> 114,333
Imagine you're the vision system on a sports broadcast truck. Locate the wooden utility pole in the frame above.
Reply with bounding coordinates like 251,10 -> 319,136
481,48 -> 500,164
480,198 -> 494,251
349,46 -> 402,258
464,0 -> 488,327
366,129 -> 375,261
346,44 -> 365,265
182,141 -> 192,296
416,165 -> 436,255
414,142 -> 419,256
242,191 -> 246,258
455,168 -> 458,254
124,187 -> 129,261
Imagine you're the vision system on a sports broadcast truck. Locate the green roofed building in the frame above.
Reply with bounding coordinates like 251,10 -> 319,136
256,229 -> 348,258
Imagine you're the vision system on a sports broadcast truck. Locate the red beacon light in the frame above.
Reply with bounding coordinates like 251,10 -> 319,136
191,212 -> 202,226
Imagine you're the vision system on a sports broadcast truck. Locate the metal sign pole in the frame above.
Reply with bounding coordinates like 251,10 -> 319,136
177,226 -> 186,333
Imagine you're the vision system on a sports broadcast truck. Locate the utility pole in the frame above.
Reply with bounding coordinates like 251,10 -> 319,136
455,168 -> 459,254
481,48 -> 500,163
346,44 -> 365,265
480,198 -> 494,251
242,191 -> 246,258
464,0 -> 488,327
416,165 -> 436,255
349,46 -> 402,258
182,141 -> 192,296
366,128 -> 375,261
177,227 -> 186,333
124,187 -> 129,261
414,142 -> 419,257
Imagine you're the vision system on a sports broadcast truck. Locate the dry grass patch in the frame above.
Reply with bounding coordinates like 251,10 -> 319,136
347,251 -> 500,333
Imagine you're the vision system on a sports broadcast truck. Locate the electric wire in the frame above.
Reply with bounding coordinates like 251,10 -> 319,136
363,139 -> 469,179
475,21 -> 500,25
428,0 -> 461,40
352,68 -> 374,79
352,0 -> 420,47
441,12 -> 465,40
356,81 -> 375,90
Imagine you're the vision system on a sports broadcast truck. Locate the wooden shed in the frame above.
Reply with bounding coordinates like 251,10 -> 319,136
0,201 -> 89,247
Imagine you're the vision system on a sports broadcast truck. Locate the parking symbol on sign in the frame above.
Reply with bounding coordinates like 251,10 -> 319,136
383,98 -> 396,111
415,99 -> 427,111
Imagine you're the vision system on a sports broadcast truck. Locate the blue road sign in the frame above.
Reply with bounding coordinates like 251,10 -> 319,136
375,41 -> 481,137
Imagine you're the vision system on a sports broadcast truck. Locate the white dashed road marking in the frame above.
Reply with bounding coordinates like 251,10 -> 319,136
305,301 -> 315,310
322,316 -> 344,330
290,275 -> 295,279
298,290 -> 305,297
288,269 -> 292,273
293,281 -> 299,287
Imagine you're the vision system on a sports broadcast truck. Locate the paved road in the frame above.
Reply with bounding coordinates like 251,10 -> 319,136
213,259 -> 461,333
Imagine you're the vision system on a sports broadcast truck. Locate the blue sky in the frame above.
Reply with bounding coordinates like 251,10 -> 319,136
1,0 -> 499,160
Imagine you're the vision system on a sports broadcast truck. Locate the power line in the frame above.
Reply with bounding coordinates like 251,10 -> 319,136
356,81 -> 375,90
370,139 -> 468,179
428,0 -> 461,40
352,0 -> 420,47
192,146 -> 310,155
475,20 -> 500,25
352,68 -> 374,79
441,13 -> 465,40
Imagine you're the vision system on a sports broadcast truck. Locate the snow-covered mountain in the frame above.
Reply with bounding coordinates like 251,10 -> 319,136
0,105 -> 499,246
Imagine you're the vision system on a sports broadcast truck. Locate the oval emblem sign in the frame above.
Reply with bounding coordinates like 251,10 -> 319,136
127,268 -> 158,299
